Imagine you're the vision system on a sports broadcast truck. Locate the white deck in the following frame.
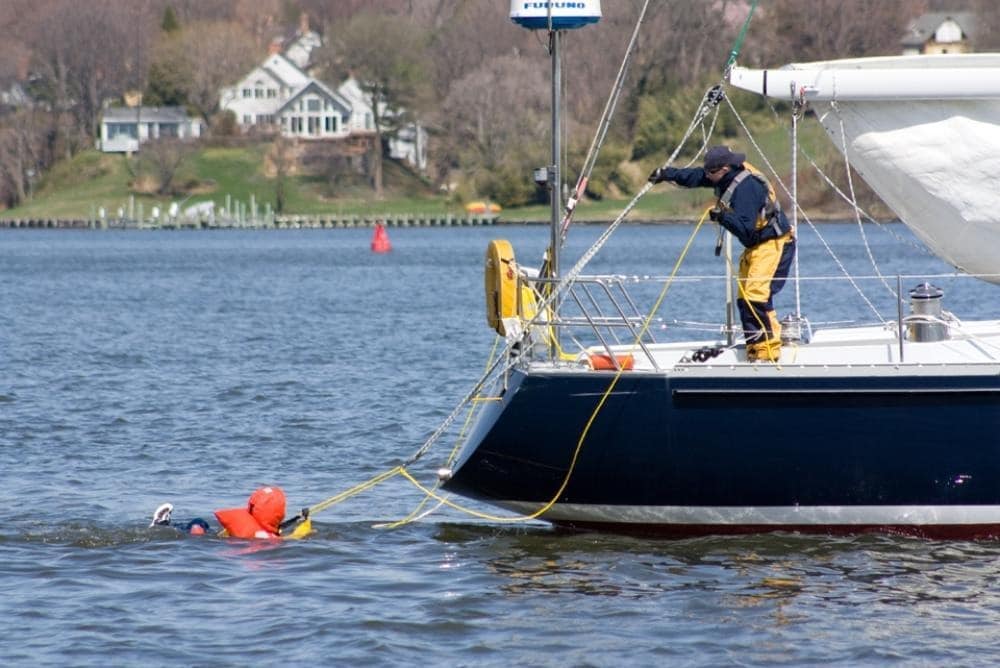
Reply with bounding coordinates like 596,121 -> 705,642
561,319 -> 1000,375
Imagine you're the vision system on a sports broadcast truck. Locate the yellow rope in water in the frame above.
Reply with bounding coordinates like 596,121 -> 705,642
308,466 -> 405,515
296,212 -> 713,528
392,209 -> 712,523
300,336 -> 505,527
377,337 -> 504,529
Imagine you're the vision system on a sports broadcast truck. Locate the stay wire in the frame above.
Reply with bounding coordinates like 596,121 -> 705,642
722,93 -> 886,323
292,1 -> 759,528
396,211 -> 711,523
832,103 -> 898,301
559,0 -> 652,243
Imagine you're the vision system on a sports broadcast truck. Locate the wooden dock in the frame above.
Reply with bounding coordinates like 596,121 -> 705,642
0,214 -> 499,230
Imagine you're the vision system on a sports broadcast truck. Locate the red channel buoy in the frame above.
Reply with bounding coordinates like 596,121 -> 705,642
371,222 -> 392,253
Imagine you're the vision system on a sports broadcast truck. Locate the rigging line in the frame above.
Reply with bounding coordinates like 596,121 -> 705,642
791,94 -> 803,318
395,9 -> 756,492
545,0 -> 751,304
396,213 -> 710,525
760,98 -> 933,257
501,88 -> 720,353
559,0 -> 651,243
399,328 -> 531,470
378,337 -> 505,529
722,93 -> 886,323
552,85 -> 722,299
832,104 -> 898,301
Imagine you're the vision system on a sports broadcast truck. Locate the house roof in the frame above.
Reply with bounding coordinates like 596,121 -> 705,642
102,106 -> 193,124
275,80 -> 352,116
241,54 -> 311,90
901,12 -> 976,47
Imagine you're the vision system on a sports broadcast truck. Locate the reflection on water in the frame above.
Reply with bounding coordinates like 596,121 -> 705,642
438,524 -> 1000,622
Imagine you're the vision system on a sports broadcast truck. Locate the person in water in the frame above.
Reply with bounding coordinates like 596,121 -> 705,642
152,485 -> 309,539
214,485 -> 288,539
149,502 -> 211,535
649,145 -> 796,362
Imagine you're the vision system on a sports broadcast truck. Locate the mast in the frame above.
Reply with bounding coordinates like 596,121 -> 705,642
548,24 -> 562,355
510,0 -> 602,358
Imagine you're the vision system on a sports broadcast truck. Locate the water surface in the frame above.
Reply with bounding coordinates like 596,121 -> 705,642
2,223 -> 998,666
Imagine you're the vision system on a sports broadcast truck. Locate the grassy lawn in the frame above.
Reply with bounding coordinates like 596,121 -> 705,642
3,144 -> 475,221
2,117 -> 839,223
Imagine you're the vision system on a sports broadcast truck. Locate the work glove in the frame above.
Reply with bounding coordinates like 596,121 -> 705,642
648,166 -> 677,184
709,207 -> 725,223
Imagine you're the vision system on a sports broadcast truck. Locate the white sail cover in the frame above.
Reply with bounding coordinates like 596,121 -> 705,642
730,54 -> 1000,281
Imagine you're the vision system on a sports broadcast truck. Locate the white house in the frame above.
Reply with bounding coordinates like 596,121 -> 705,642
220,51 -> 426,169
99,106 -> 203,153
218,53 -> 312,128
901,12 -> 975,55
219,54 -> 353,140
276,80 -> 352,139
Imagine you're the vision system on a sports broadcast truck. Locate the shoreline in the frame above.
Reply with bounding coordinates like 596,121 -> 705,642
0,214 -> 900,230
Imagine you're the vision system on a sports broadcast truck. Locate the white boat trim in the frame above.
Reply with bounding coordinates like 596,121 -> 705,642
499,501 -> 1000,526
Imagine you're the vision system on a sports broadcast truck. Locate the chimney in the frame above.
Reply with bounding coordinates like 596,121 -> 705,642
269,38 -> 282,56
299,12 -> 309,35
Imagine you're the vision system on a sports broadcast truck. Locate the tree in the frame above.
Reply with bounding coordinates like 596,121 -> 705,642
317,12 -> 431,198
144,59 -> 189,108
0,109 -> 55,208
161,5 -> 181,33
145,21 -> 259,124
138,137 -> 194,195
744,0 -> 923,66
270,136 -> 294,214
438,54 -> 550,206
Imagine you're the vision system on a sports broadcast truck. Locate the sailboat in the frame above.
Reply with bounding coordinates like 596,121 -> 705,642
437,4 -> 1000,537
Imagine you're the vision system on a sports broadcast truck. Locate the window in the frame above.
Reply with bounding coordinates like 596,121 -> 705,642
308,117 -> 319,135
243,114 -> 253,124
307,98 -> 321,112
159,123 -> 178,137
243,88 -> 252,98
365,112 -> 373,130
267,89 -> 277,98
255,88 -> 263,98
291,117 -> 302,133
325,116 -> 339,133
109,123 -> 138,139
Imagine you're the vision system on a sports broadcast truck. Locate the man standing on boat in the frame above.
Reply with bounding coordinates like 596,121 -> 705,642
649,146 -> 795,362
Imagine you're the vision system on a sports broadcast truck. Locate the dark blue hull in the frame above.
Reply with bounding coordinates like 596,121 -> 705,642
442,368 -> 1000,537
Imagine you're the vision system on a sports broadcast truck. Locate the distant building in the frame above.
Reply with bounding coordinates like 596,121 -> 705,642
901,12 -> 975,55
0,49 -> 33,112
0,81 -> 29,110
280,13 -> 323,71
99,107 -> 203,153
220,50 -> 427,170
275,80 -> 353,139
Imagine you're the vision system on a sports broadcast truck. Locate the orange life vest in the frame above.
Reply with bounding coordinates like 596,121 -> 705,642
214,486 -> 286,539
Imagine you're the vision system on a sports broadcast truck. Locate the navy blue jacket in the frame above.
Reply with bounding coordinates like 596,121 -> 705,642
661,165 -> 789,249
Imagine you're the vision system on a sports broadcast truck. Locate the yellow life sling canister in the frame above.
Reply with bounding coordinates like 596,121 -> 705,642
484,239 -> 536,336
